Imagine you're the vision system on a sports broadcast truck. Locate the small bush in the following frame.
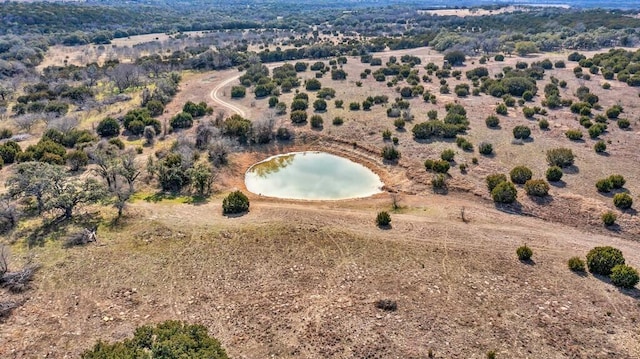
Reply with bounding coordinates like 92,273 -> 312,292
524,179 -> 549,197
349,102 -> 360,111
568,257 -> 586,272
516,245 -> 533,261
565,129 -> 583,141
394,118 -> 406,130
594,140 -> 607,153
608,174 -> 625,189
432,173 -> 446,190
496,103 -> 508,115
510,166 -> 533,184
332,117 -> 344,126
491,181 -> 517,204
310,115 -> 323,129
610,265 -> 639,289
381,145 -> 400,161
513,125 -> 531,140
96,117 -> 120,138
485,115 -> 500,128
441,149 -> 455,161
222,191 -> 250,215
486,173 -> 507,191
538,119 -> 549,130
376,211 -> 391,227
546,166 -> 563,182
546,148 -> 574,168
613,193 -> 633,210
478,142 -> 493,155
382,129 -> 392,140
375,299 -> 397,311
595,178 -> 613,193
431,160 -> 450,174
618,118 -> 630,129
586,246 -> 625,275
601,211 -> 617,226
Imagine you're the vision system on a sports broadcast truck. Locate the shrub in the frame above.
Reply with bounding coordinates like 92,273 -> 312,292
595,178 -> 613,193
67,150 -> 88,171
231,86 -> 246,98
565,129 -> 583,140
522,107 -> 535,118
524,179 -> 549,197
618,118 -> 630,129
613,193 -> 633,209
522,91 -> 534,101
381,145 -> 400,161
335,99 -> 344,108
394,118 -> 405,130
376,211 -> 391,227
375,299 -> 397,311
81,320 -> 229,358
478,142 -> 493,155
96,117 -> 120,138
431,160 -> 450,174
568,257 -> 586,272
222,191 -> 250,215
516,245 -> 533,261
382,129 -> 392,140
432,173 -> 446,190
588,124 -> 606,138
538,119 -> 549,130
332,117 -> 344,126
546,148 -> 574,168
491,181 -> 517,203
170,112 -> 193,129
486,173 -> 507,191
496,103 -> 508,115
546,166 -> 563,182
313,99 -> 327,111
485,115 -> 499,128
510,166 -> 533,184
602,82 -> 611,89
290,110 -> 308,124
602,211 -> 617,226
310,115 -> 323,129
605,175 -> 623,190
349,102 -> 360,111
440,149 -> 455,161
586,246 -> 625,275
594,140 -> 607,153
494,54 -> 505,61
605,106 -> 621,119
512,126 -> 531,140
610,265 -> 639,289
305,78 -> 321,91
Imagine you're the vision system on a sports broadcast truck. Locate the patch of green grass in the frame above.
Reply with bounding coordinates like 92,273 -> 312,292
130,191 -> 208,204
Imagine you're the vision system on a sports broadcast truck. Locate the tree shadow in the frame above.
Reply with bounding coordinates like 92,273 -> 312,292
604,223 -> 621,232
495,201 -> 523,215
223,211 -> 249,218
519,258 -> 536,266
377,224 -> 392,230
26,213 -> 102,248
593,274 -> 640,299
549,180 -> 566,188
596,151 -> 610,157
563,165 -> 580,175
529,195 -> 553,206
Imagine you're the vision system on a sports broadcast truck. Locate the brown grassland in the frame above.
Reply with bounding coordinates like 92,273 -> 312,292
2,46 -> 640,358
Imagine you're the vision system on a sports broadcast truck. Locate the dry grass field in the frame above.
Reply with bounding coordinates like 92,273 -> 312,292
2,46 -> 640,358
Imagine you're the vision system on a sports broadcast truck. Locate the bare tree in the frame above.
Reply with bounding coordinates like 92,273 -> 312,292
47,116 -> 78,133
0,199 -> 20,234
13,114 -> 39,133
108,63 -> 141,93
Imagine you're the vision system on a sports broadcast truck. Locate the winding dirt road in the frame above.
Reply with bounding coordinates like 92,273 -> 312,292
209,73 -> 246,117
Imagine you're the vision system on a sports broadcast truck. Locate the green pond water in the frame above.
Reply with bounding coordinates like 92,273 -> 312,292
245,152 -> 384,200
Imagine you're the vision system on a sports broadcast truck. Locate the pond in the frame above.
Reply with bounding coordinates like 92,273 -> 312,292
245,151 -> 384,200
